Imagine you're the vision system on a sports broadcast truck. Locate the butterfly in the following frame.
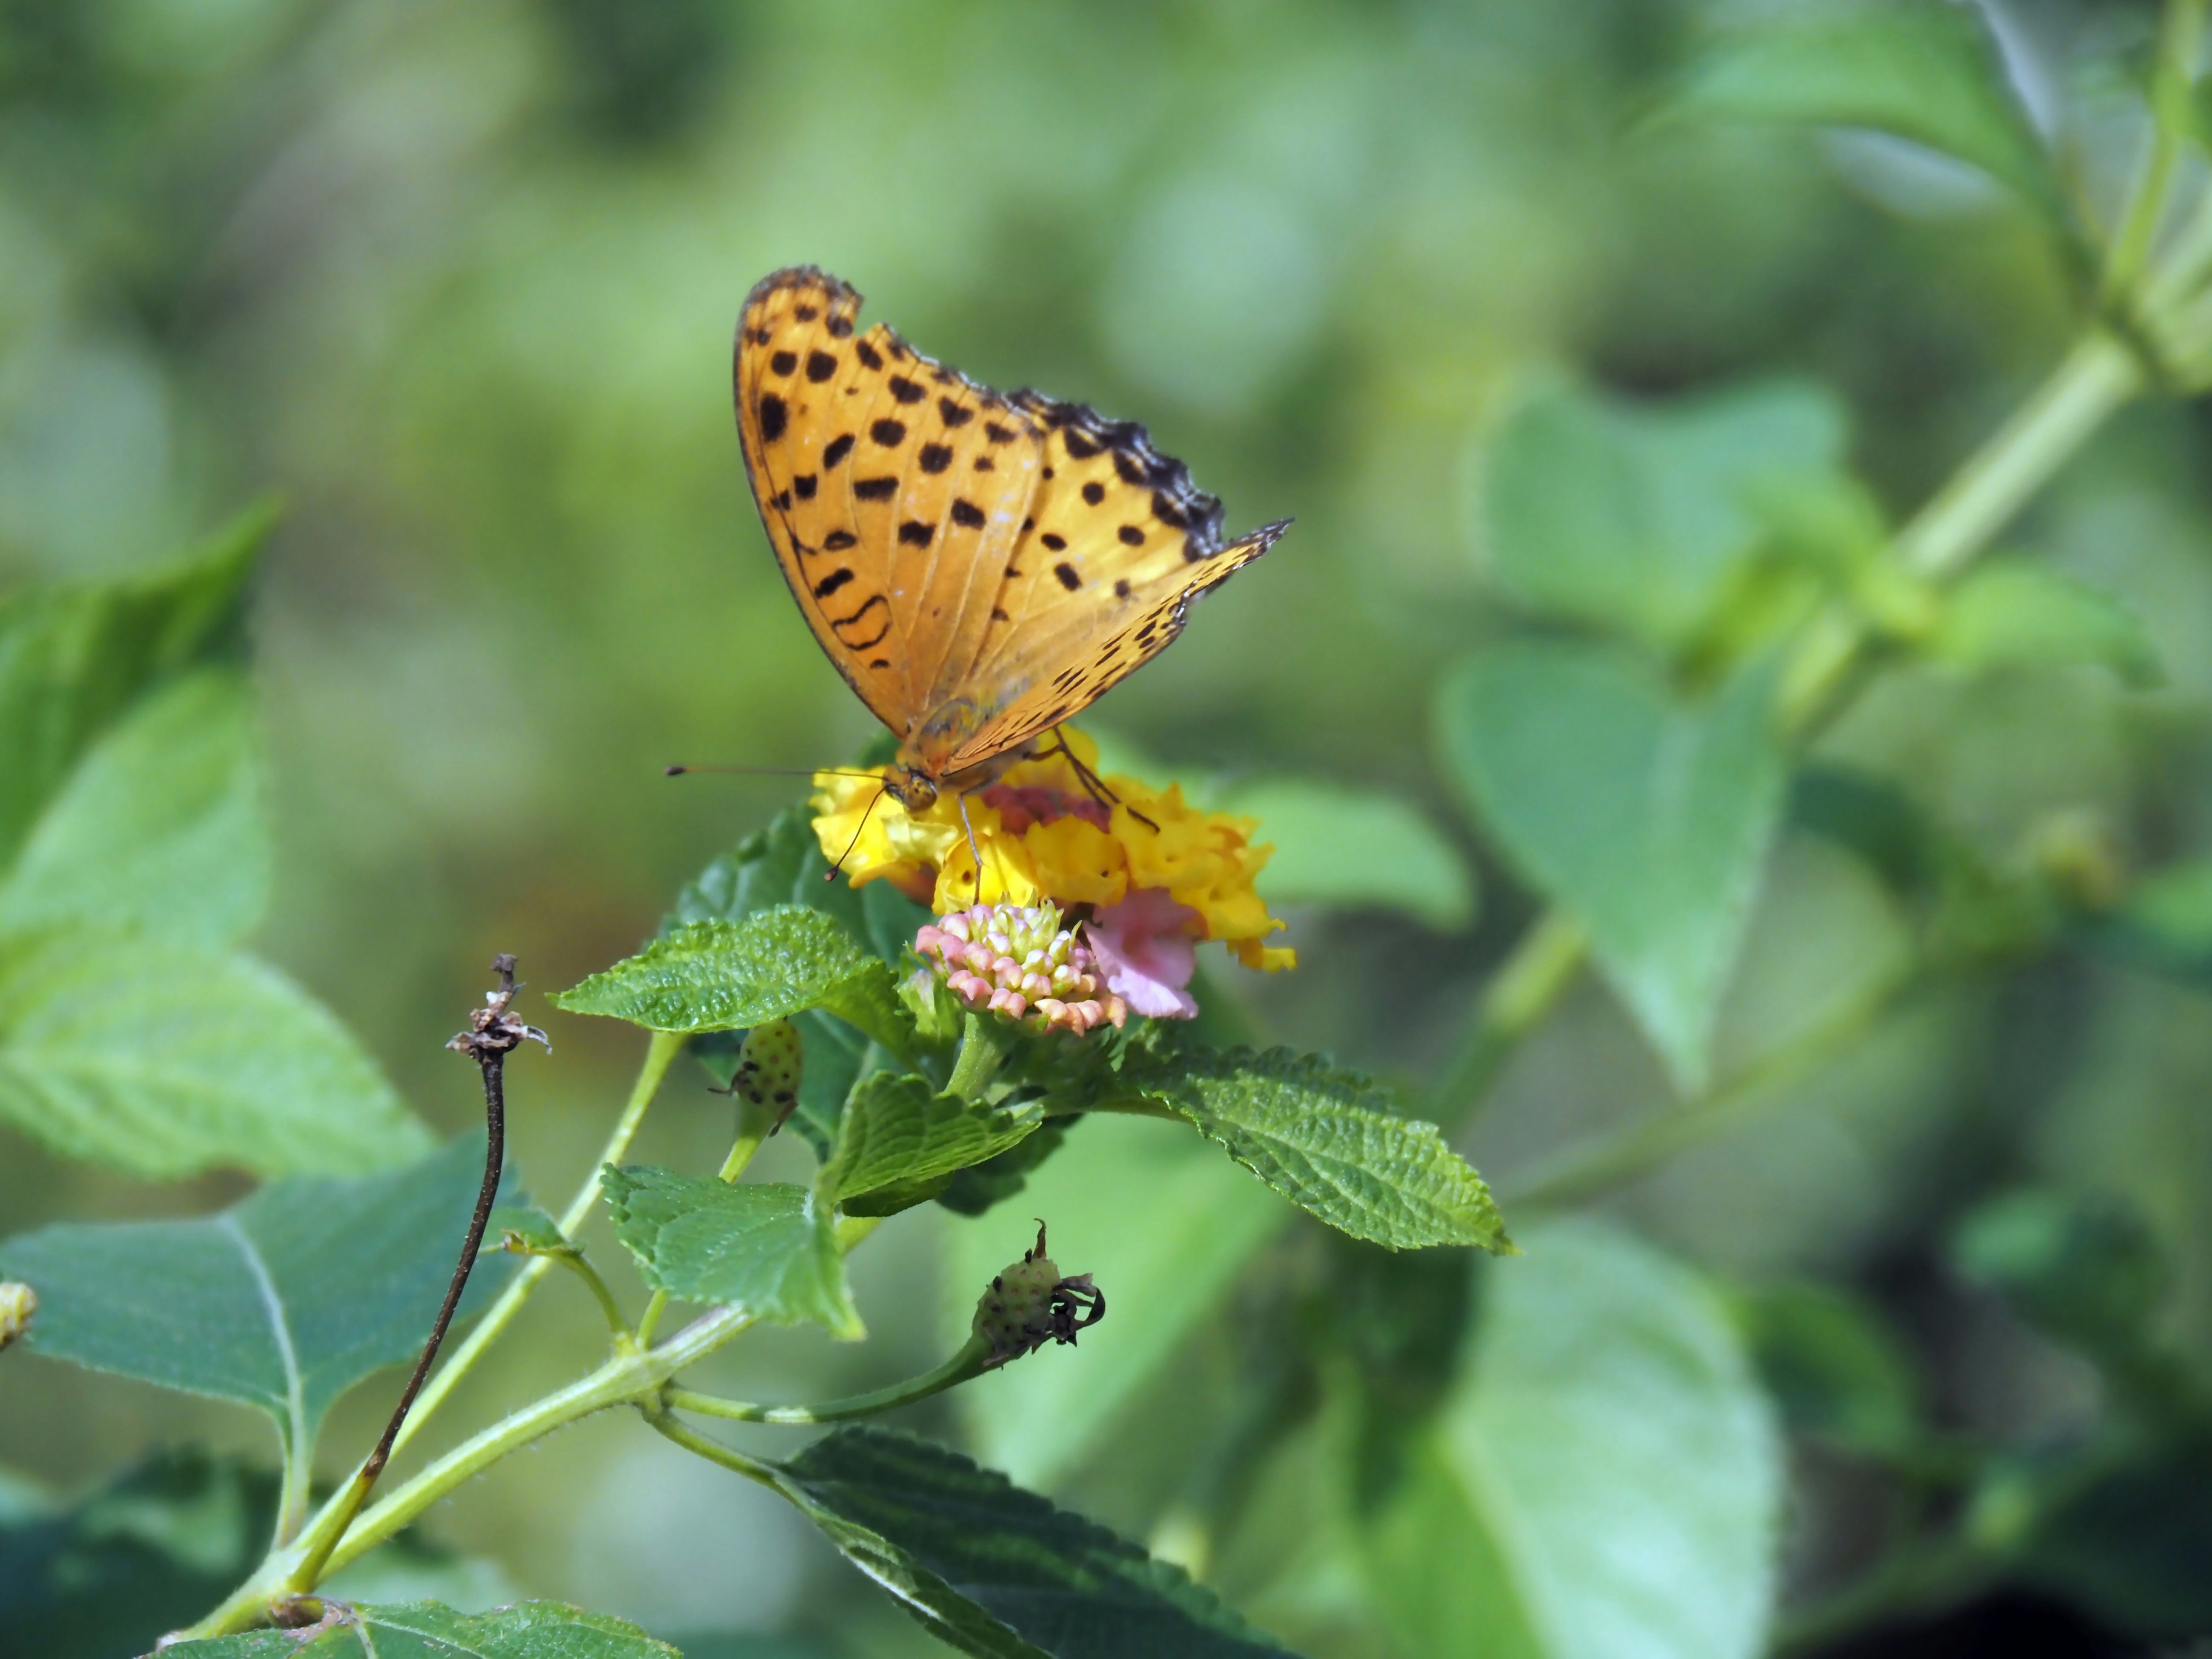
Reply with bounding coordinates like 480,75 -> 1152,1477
734,266 -> 1289,815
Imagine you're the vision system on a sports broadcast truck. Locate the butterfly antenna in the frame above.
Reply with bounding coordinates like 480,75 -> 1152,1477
826,783 -> 887,882
665,764 -> 884,779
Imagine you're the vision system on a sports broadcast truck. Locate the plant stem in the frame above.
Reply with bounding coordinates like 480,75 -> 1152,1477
665,1335 -> 991,1425
647,1411 -> 785,1493
543,1247 -> 634,1346
946,1012 -> 1015,1101
2105,0 -> 2209,301
1428,911 -> 1587,1131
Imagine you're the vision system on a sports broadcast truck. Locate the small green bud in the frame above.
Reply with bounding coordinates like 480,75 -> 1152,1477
731,1017 -> 805,1134
0,1282 -> 35,1351
970,1222 -> 1104,1368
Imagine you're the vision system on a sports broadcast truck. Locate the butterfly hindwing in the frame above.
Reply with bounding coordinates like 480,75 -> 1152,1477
736,267 -> 1287,785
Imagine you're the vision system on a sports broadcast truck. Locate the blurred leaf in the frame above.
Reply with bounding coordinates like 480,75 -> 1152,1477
1733,1280 -> 1922,1459
1481,379 -> 1846,653
2020,1435 -> 2212,1638
0,504 -> 266,869
766,1428 -> 1289,1658
0,666 -> 269,945
0,1135 -> 510,1463
1668,1 -> 2066,224
1211,778 -> 1475,930
1361,1222 -> 1781,1659
1929,563 -> 2161,685
950,1115 -> 1285,1487
600,1164 -> 861,1338
2097,857 -> 2212,984
1439,643 -> 1787,1092
164,1600 -> 677,1656
0,925 -> 433,1178
819,1073 -> 1043,1217
488,1204 -> 572,1255
1124,1044 -> 1510,1252
937,1118 -> 1074,1218
1951,1188 -> 2168,1361
559,909 -> 914,1055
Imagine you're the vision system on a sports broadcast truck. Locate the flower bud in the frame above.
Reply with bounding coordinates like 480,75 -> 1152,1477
0,1282 -> 36,1352
915,902 -> 1128,1036
969,1222 -> 1105,1367
731,1017 -> 805,1133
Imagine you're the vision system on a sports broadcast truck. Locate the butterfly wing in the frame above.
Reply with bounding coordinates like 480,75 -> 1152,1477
734,268 -> 1047,739
932,395 -> 1290,776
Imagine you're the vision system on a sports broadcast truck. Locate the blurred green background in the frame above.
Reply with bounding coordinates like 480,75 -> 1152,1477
7,0 -> 2212,1654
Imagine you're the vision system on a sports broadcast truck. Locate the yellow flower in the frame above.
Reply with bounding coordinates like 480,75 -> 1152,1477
810,729 -> 1294,1001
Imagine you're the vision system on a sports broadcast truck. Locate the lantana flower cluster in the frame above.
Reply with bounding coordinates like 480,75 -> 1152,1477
915,902 -> 1127,1035
813,728 -> 1293,1022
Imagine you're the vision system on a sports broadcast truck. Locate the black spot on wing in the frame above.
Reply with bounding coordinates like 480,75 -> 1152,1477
806,350 -> 838,382
919,443 -> 952,474
1054,562 -> 1082,590
854,476 -> 897,501
871,418 -> 906,447
824,434 -> 854,468
757,393 -> 788,443
950,498 -> 986,528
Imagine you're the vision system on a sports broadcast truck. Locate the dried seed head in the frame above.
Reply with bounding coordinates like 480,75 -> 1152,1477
969,1221 -> 1105,1367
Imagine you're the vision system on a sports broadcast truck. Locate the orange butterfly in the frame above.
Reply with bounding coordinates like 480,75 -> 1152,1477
733,267 -> 1289,815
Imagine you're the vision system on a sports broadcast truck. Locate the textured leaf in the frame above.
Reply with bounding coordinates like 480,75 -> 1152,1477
1669,1 -> 2065,222
1931,561 -> 2161,685
948,1115 -> 1287,1487
769,1428 -> 1289,1658
0,505 -> 265,870
1362,1222 -> 1782,1659
821,1073 -> 1044,1216
0,1136 -> 510,1463
0,925 -> 431,1178
558,908 -> 914,1055
1482,379 -> 1846,654
1210,778 -> 1475,930
0,666 -> 270,945
162,1600 -> 676,1657
601,1164 -> 861,1338
1126,1045 -> 1508,1252
1439,642 -> 1787,1092
666,804 -> 929,966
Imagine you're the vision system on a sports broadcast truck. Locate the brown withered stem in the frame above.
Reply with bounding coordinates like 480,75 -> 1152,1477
287,954 -> 546,1590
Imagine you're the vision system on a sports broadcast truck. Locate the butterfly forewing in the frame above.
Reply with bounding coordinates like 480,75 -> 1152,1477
734,266 -> 1287,786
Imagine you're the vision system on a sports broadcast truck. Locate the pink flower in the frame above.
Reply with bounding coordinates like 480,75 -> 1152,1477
914,903 -> 1127,1036
1084,887 -> 1202,1020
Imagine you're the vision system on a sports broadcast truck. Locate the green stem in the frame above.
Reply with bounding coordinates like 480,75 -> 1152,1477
1428,911 -> 1587,1131
665,1335 -> 991,1425
946,1012 -> 1015,1101
2106,0 -> 2209,301
1504,965 -> 1921,1212
546,1248 -> 634,1347
647,1411 -> 785,1492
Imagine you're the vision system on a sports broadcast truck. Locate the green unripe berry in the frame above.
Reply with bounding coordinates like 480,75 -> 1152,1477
733,1018 -> 805,1134
0,1281 -> 35,1352
971,1222 -> 1105,1367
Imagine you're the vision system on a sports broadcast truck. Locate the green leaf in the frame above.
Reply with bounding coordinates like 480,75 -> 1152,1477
487,1205 -> 573,1255
1929,561 -> 2162,685
2019,1436 -> 2212,1638
0,666 -> 270,945
767,1427 -> 1289,1658
1438,642 -> 1787,1092
0,925 -> 431,1178
600,1164 -> 862,1338
949,1115 -> 1286,1486
0,504 -> 267,870
1481,379 -> 1846,653
1211,778 -> 1475,930
1667,1 -> 2066,224
1361,1222 -> 1782,1659
1733,1280 -> 1922,1459
162,1600 -> 677,1657
820,1073 -> 1044,1217
558,908 -> 914,1055
667,803 -> 930,965
2099,856 -> 2212,984
0,1136 -> 510,1464
1125,1044 -> 1509,1252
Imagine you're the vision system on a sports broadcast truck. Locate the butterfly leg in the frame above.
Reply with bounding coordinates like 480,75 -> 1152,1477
1046,728 -> 1160,833
958,789 -> 986,899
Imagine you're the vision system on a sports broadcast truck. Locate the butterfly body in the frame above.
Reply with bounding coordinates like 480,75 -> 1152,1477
733,267 -> 1289,807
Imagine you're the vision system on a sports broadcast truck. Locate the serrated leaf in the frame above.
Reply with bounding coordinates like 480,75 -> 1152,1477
488,1205 -> 571,1255
1667,1 -> 2066,224
0,666 -> 270,945
0,925 -> 433,1178
1210,778 -> 1475,930
558,908 -> 914,1055
820,1073 -> 1044,1217
0,505 -> 266,869
601,1164 -> 861,1338
667,804 -> 930,966
162,1599 -> 677,1657
1126,1045 -> 1509,1252
1362,1222 -> 1782,1659
767,1427 -> 1289,1658
0,1136 -> 512,1464
1439,642 -> 1787,1093
1482,379 -> 1847,654
1930,561 -> 2161,685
